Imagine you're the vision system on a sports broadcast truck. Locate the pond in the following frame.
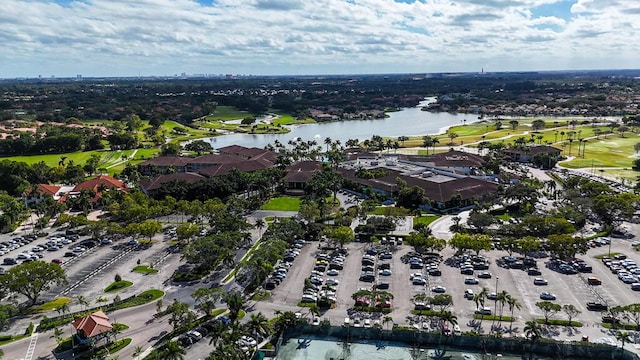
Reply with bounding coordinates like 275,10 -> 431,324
204,98 -> 476,150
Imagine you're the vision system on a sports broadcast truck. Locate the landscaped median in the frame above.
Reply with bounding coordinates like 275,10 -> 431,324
38,289 -> 164,332
222,236 -> 265,284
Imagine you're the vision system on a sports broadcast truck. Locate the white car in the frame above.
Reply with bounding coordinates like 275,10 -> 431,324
237,335 -> 257,347
464,277 -> 479,285
327,269 -> 340,276
326,279 -> 340,286
533,278 -> 548,285
312,317 -> 320,326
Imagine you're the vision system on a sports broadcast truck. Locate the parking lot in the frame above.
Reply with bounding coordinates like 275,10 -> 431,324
261,229 -> 640,333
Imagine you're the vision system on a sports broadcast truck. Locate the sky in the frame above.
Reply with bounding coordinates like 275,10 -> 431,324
2,0 -> 639,78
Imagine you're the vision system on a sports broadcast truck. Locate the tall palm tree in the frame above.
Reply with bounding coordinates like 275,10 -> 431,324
495,290 -> 509,329
254,218 -> 266,238
616,331 -> 630,354
506,295 -> 522,333
524,320 -> 542,342
473,287 -> 489,331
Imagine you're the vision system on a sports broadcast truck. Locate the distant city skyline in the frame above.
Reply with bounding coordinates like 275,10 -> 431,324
2,0 -> 639,78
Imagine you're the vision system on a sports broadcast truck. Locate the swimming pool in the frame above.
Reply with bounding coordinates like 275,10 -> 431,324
275,336 -> 541,360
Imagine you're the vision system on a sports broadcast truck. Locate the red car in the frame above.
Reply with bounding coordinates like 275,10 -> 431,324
51,258 -> 64,264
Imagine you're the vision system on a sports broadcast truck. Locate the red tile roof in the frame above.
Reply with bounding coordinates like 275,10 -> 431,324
73,175 -> 124,192
72,311 -> 112,338
139,172 -> 206,191
37,184 -> 61,196
138,156 -> 190,167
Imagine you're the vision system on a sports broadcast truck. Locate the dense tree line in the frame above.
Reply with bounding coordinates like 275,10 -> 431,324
0,159 -> 86,196
0,125 -> 104,155
153,167 -> 284,202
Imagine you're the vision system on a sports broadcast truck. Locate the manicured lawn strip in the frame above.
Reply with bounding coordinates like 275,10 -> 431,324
602,323 -> 639,330
133,265 -> 159,274
33,297 -> 71,313
223,237 -> 264,283
260,196 -> 302,211
535,319 -> 583,327
104,280 -> 133,293
0,334 -> 29,346
369,207 -> 411,216
211,308 -> 227,317
472,314 -> 514,322
595,253 -> 619,259
413,214 -> 440,227
112,323 -> 130,331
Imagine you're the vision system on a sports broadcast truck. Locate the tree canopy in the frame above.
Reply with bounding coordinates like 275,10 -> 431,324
0,261 -> 67,306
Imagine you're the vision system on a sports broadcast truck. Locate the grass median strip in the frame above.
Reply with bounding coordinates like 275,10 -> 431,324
105,280 -> 134,293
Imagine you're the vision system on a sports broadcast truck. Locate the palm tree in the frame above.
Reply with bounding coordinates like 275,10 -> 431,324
473,287 -> 489,331
616,331 -> 630,354
160,341 -> 185,360
245,312 -> 270,339
254,218 -> 266,238
133,345 -> 143,359
324,137 -> 332,152
441,311 -> 458,328
524,320 -> 542,342
506,295 -> 522,333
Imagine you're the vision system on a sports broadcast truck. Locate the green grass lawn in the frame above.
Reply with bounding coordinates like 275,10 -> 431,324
132,265 -> 159,274
203,106 -> 251,121
560,133 -> 640,169
413,214 -> 440,227
260,196 -> 302,211
33,297 -> 71,313
104,280 -> 133,293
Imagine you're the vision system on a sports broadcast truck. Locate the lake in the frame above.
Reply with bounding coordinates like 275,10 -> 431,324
204,98 -> 476,150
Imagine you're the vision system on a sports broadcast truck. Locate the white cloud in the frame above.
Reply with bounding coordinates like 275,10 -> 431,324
0,0 -> 637,77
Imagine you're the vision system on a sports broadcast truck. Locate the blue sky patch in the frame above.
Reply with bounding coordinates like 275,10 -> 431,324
531,0 -> 574,21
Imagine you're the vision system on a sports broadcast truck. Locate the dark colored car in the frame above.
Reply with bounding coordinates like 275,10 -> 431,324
527,268 -> 542,276
587,302 -> 608,311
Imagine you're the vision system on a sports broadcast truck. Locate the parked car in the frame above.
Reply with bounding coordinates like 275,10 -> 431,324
325,279 -> 339,286
586,302 -> 608,311
533,278 -> 548,285
540,292 -> 556,300
464,289 -> 474,299
527,268 -> 542,276
378,269 -> 392,276
475,307 -> 492,315
464,277 -> 479,285
431,285 -> 446,293
412,278 -> 427,285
